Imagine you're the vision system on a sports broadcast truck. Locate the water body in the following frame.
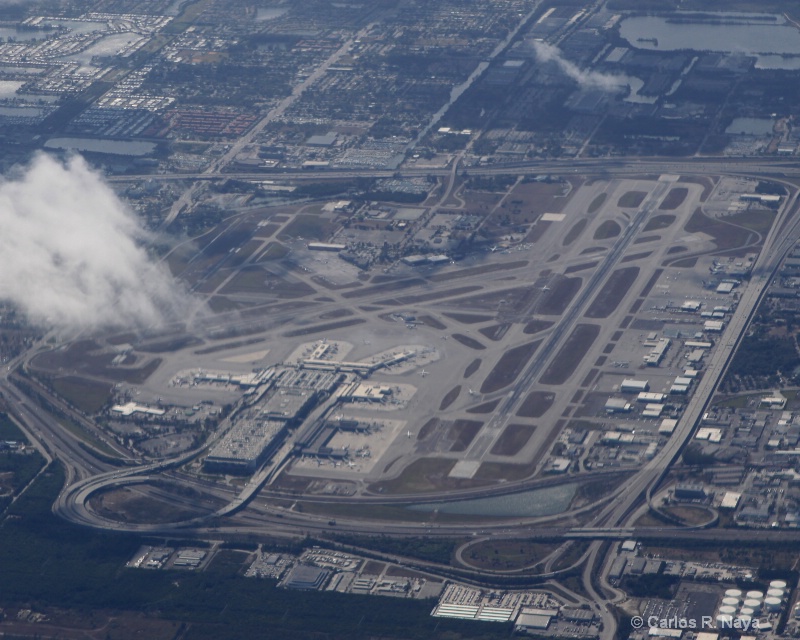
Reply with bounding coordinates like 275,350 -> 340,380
620,13 -> 800,67
0,27 -> 47,42
0,80 -> 24,98
726,117 -> 775,136
68,32 -> 142,63
44,137 -> 156,156
408,482 -> 578,517
256,7 -> 289,21
51,19 -> 108,34
756,55 -> 800,70
0,106 -> 45,117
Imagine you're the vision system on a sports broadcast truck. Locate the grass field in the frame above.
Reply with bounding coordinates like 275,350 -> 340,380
517,391 -> 555,418
540,324 -> 600,385
593,220 -> 621,240
490,424 -> 536,456
480,340 -> 542,393
584,267 -> 639,319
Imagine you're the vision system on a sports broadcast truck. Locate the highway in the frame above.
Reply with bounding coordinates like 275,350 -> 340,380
4,155 -> 800,640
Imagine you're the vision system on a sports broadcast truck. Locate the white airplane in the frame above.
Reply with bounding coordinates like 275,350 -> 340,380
542,285 -> 551,291
407,430 -> 413,438
347,461 -> 356,469
468,388 -> 477,396
420,369 -> 429,377
490,246 -> 498,252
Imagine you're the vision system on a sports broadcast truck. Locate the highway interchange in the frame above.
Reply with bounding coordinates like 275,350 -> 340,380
7,156 -> 800,640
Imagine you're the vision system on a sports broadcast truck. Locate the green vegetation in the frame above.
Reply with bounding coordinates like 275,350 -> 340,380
587,193 -> 607,214
49,376 -> 113,414
465,539 -> 557,571
1,463 -> 508,639
729,335 -> 800,383
332,535 -> 457,565
0,412 -> 25,440
621,574 -> 680,599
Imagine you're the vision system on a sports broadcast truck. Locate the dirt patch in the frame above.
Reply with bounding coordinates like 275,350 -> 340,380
667,245 -> 687,254
417,418 -> 440,441
491,424 -> 536,456
594,220 -> 621,240
539,276 -> 582,315
540,324 -> 600,385
480,340 -> 542,393
644,214 -> 676,231
452,333 -> 486,350
633,235 -> 660,245
581,246 -> 606,255
418,315 -> 446,330
565,261 -> 599,274
448,419 -> 483,452
584,267 -> 639,319
658,188 -> 688,210
439,386 -> 462,411
443,312 -> 493,324
588,192 -> 607,214
563,219 -> 588,246
479,323 -> 511,341
283,318 -> 366,337
467,399 -> 500,414
517,391 -> 556,418
618,190 -> 647,208
464,358 -> 482,378
523,319 -> 554,334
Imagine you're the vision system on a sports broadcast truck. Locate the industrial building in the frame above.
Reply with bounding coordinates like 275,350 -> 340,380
621,379 -> 649,393
204,419 -> 286,474
605,398 -> 632,413
644,338 -> 670,366
282,565 -> 331,590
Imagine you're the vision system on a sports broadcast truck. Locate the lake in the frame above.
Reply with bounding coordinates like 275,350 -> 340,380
44,137 -> 156,156
620,13 -> 800,68
408,482 -> 578,517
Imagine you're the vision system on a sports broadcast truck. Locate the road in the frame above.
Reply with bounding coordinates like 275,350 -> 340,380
4,155 -> 800,640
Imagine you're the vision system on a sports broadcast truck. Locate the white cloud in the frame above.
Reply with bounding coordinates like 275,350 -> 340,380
0,153 -> 199,335
533,41 -> 629,91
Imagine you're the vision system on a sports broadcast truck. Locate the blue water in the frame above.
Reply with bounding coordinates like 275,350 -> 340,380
408,482 -> 578,517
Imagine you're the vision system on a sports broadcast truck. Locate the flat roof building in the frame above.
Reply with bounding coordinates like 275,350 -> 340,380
621,379 -> 649,392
